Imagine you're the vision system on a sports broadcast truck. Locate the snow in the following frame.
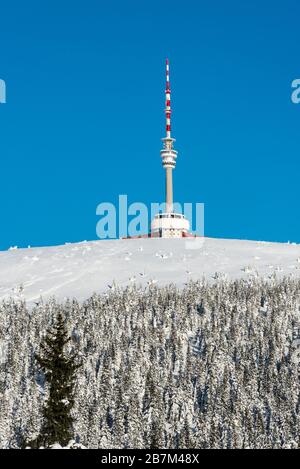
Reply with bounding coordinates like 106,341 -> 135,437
0,237 -> 300,304
28,440 -> 86,449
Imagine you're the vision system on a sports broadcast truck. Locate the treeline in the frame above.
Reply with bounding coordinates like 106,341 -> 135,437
1,277 -> 300,449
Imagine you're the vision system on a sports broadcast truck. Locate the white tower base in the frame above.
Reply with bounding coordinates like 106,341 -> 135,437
151,213 -> 190,238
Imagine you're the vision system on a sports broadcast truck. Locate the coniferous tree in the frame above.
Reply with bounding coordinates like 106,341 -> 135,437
32,312 -> 81,448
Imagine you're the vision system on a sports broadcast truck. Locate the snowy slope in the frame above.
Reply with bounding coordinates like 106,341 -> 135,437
0,237 -> 300,304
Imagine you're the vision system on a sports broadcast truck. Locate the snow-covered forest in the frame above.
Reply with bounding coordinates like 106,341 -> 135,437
1,276 -> 300,449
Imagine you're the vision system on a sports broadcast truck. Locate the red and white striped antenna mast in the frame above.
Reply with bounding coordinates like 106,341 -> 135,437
165,58 -> 171,138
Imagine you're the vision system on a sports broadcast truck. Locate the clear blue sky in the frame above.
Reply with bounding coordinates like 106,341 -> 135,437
0,0 -> 299,249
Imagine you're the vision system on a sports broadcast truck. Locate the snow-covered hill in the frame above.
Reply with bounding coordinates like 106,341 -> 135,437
0,237 -> 300,304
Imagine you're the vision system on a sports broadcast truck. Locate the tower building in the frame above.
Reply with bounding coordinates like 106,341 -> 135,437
151,59 -> 190,238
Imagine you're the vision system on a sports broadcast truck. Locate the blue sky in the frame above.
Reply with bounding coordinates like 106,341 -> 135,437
0,0 -> 300,249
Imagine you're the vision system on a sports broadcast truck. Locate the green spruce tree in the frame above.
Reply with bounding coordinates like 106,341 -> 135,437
33,312 -> 81,448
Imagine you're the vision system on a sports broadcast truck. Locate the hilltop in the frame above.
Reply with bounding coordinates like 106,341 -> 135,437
0,237 -> 300,304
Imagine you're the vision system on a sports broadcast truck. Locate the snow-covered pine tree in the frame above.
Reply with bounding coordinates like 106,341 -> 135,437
29,312 -> 81,448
